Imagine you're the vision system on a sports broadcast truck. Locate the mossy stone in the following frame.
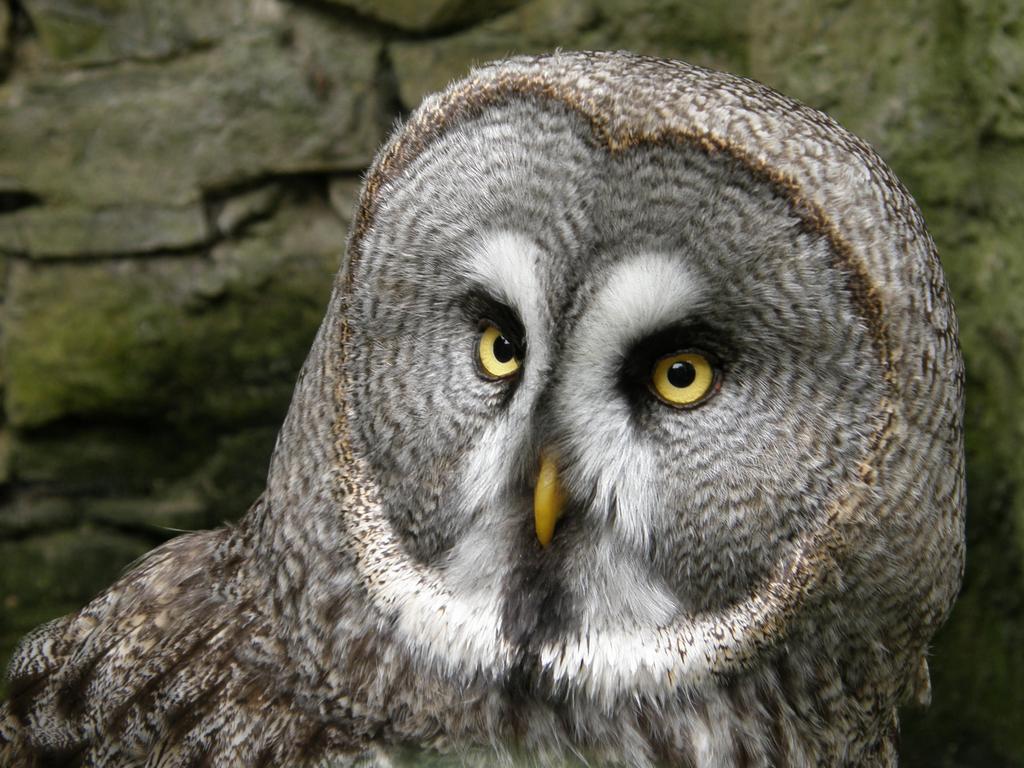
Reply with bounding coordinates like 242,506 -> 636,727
83,492 -> 209,535
390,0 -> 752,112
0,203 -> 210,258
748,0 -> 977,208
0,429 -> 9,486
961,0 -> 1024,141
21,0 -> 251,65
4,193 -> 345,429
11,424 -> 207,493
0,526 -> 154,616
0,1 -> 10,74
213,183 -> 284,238
0,11 -> 386,209
326,0 -> 523,32
187,425 -> 280,522
0,493 -> 76,536
590,0 -> 751,74
389,0 -> 604,110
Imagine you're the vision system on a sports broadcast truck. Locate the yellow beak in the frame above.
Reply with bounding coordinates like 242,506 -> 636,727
534,453 -> 565,548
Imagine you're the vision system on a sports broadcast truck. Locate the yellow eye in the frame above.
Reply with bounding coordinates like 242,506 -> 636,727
478,324 -> 521,379
651,352 -> 715,407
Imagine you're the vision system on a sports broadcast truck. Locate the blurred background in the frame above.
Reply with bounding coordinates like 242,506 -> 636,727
0,0 -> 1019,765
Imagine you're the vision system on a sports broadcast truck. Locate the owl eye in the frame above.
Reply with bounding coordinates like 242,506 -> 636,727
477,323 -> 522,379
651,352 -> 716,407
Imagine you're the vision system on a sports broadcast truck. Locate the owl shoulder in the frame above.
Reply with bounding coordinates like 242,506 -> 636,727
1,525 -> 376,766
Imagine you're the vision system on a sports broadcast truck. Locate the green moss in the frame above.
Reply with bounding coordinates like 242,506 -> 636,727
960,0 -> 1024,141
390,0 -> 752,111
390,0 -> 603,109
4,193 -> 344,430
30,12 -> 106,61
0,493 -> 76,536
0,429 -> 9,486
190,425 -> 280,521
0,525 -> 152,624
0,1 -> 9,72
10,424 -> 205,492
83,492 -> 208,534
21,0 -> 249,65
0,14 -> 385,208
330,0 -> 524,32
749,0 -> 977,207
0,203 -> 211,258
591,0 -> 751,74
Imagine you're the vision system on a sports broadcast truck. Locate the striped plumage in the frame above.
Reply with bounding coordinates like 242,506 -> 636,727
2,51 -> 963,767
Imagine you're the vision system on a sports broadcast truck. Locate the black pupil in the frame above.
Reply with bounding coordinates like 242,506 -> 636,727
667,360 -> 697,388
492,333 -> 516,364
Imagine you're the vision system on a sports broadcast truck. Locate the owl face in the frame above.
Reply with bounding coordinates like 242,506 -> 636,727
344,98 -> 889,687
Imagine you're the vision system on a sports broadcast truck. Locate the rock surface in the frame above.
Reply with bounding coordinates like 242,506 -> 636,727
21,0 -> 252,64
325,0 -> 523,32
0,1 -> 1020,765
0,1 -> 9,75
0,5 -> 385,209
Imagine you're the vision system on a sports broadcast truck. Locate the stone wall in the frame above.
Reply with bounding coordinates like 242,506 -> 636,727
0,1 -> 1020,765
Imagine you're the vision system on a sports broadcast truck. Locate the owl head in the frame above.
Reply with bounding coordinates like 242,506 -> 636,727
259,51 -> 964,711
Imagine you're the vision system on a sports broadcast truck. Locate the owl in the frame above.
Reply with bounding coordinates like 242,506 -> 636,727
1,51 -> 964,767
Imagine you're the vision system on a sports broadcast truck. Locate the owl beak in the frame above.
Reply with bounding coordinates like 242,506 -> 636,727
534,453 -> 565,548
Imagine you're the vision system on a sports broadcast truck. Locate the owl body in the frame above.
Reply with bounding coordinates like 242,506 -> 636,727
1,52 -> 963,767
